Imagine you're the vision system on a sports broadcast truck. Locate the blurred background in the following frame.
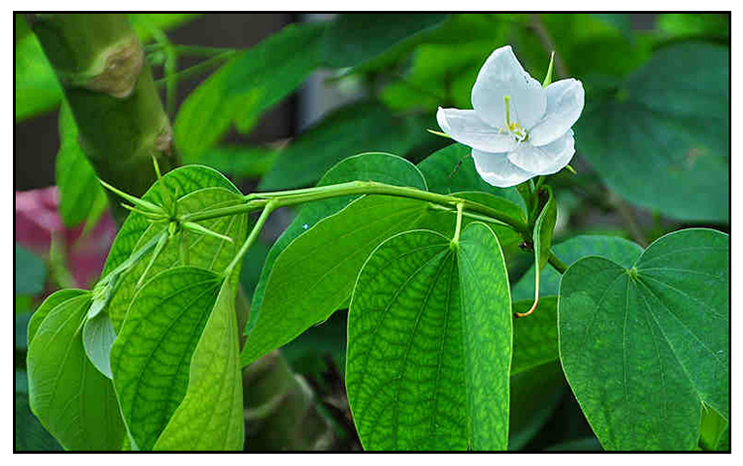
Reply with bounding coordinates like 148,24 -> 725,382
15,13 -> 729,451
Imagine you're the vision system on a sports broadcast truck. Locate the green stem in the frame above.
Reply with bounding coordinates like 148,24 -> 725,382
548,252 -> 568,274
146,43 -> 238,57
144,23 -> 178,119
223,202 -> 276,278
241,181 -> 530,236
153,52 -> 234,87
452,203 -> 464,244
28,13 -> 179,225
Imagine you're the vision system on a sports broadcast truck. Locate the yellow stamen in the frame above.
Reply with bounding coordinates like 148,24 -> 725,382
504,95 -> 512,128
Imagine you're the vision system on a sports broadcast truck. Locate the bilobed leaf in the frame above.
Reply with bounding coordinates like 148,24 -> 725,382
322,14 -> 449,69
242,195 -> 432,366
15,244 -> 46,296
249,152 -> 428,334
27,292 -> 125,450
559,228 -> 729,450
110,266 -> 222,451
511,235 -> 644,302
578,43 -> 729,222
56,103 -> 108,227
174,23 -> 326,159
258,103 -> 429,191
154,279 -> 243,450
346,224 -> 512,450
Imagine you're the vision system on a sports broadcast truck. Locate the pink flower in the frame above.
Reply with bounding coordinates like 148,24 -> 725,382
15,186 -> 116,289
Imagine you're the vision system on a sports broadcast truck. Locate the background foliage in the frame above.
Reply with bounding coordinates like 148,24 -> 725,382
15,13 -> 729,451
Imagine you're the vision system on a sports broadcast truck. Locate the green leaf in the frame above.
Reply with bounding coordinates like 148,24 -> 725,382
698,405 -> 727,451
110,267 -> 222,451
512,297 -> 558,375
154,279 -> 244,450
192,144 -> 279,178
82,312 -> 116,378
515,14 -> 651,84
322,14 -> 449,69
27,289 -> 89,346
346,224 -> 512,450
101,166 -> 247,333
249,152 -> 428,334
128,14 -> 201,42
380,41 -> 498,112
242,195 -> 431,366
508,362 -> 564,450
56,103 -> 108,227
174,23 -> 326,160
15,387 -> 63,451
15,14 -> 63,121
512,235 -> 644,302
578,43 -> 729,222
559,228 -> 729,450
15,244 -> 46,296
656,13 -> 729,40
591,14 -> 633,39
107,187 -> 248,333
716,424 -> 730,451
27,292 -> 125,450
258,103 -> 429,190
417,143 -> 526,211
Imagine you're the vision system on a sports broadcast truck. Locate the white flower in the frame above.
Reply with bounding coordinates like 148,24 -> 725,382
437,45 -> 585,188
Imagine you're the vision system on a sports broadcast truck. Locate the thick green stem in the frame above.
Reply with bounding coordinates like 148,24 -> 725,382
191,180 -> 530,237
28,14 -> 179,224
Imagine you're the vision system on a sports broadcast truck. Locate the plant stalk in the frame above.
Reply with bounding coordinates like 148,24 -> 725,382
27,13 -> 179,225
185,180 -> 531,237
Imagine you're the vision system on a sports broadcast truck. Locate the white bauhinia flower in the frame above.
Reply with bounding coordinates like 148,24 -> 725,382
437,45 -> 585,188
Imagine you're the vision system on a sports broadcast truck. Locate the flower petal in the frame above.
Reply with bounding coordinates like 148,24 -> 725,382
507,130 -> 575,175
471,149 -> 536,188
528,78 -> 585,146
436,107 -> 517,153
471,45 -> 546,131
